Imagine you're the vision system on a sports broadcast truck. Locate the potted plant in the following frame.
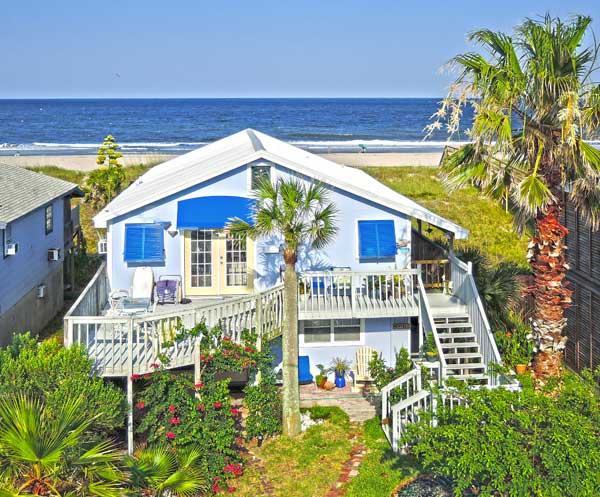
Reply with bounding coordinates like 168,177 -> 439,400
315,363 -> 328,388
422,331 -> 438,362
330,357 -> 351,388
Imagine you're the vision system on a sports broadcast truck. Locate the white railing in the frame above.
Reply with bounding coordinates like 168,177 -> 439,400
64,284 -> 285,377
298,269 -> 418,318
64,261 -> 109,324
417,275 -> 447,377
449,254 -> 503,385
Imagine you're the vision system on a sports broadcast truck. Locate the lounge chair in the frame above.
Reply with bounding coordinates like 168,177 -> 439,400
156,275 -> 181,305
298,355 -> 314,384
351,346 -> 376,392
119,266 -> 156,315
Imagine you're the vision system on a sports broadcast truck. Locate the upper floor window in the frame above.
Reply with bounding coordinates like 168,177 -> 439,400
45,205 -> 53,235
124,223 -> 165,263
250,165 -> 271,190
357,219 -> 396,261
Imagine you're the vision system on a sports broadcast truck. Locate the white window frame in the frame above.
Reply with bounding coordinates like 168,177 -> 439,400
300,318 -> 364,347
354,217 -> 399,262
247,162 -> 272,191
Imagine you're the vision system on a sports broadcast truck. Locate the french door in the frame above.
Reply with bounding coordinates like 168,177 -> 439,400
184,229 -> 253,296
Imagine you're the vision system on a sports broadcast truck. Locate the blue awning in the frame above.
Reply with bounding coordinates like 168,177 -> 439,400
177,196 -> 255,229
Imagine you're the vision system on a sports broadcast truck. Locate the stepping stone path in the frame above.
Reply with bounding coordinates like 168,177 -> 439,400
324,431 -> 368,497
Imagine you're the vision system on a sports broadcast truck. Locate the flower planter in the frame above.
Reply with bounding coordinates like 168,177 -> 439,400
335,370 -> 346,388
515,364 -> 527,375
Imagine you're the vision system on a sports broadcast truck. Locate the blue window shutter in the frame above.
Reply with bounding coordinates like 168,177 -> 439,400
358,220 -> 396,259
124,224 -> 164,262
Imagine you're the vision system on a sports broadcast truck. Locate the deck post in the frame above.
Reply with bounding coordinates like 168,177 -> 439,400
194,341 -> 201,397
126,376 -> 134,454
127,318 -> 134,455
254,294 -> 263,385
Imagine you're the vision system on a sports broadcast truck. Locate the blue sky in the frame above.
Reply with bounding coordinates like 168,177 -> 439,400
1,0 -> 599,98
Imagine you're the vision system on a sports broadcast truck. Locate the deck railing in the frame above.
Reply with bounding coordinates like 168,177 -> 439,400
64,261 -> 109,323
298,269 -> 419,318
413,259 -> 450,292
64,274 -> 285,376
449,254 -> 503,385
416,274 -> 447,376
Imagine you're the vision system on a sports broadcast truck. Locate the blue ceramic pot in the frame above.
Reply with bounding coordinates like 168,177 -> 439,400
335,370 -> 346,388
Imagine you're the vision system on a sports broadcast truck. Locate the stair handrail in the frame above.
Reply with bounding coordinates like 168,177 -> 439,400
416,274 -> 447,374
448,254 -> 503,385
381,367 -> 421,421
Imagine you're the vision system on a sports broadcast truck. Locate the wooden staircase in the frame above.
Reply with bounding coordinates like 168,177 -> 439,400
428,293 -> 489,385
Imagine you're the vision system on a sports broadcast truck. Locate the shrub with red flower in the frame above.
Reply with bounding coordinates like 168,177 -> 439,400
230,408 -> 239,416
168,404 -> 177,414
197,404 -> 206,411
136,401 -> 145,410
130,373 -> 140,381
195,382 -> 204,389
223,463 -> 243,477
170,416 -> 181,425
165,431 -> 176,440
150,363 -> 160,369
213,402 -> 222,409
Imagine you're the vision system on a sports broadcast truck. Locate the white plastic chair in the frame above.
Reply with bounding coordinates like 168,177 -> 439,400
351,346 -> 377,392
119,267 -> 156,315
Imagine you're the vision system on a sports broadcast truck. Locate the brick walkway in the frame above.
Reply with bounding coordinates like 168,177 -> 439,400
299,383 -> 379,422
324,430 -> 368,496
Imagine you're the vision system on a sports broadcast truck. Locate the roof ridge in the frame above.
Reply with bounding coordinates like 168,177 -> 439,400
245,129 -> 264,152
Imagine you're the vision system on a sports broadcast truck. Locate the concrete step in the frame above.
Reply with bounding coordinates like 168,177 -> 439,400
441,342 -> 480,351
436,322 -> 473,330
434,315 -> 470,324
446,363 -> 486,373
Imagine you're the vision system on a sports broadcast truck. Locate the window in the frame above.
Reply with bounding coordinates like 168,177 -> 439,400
250,165 -> 271,189
0,229 -> 4,259
357,220 -> 396,260
45,205 -> 53,235
124,223 -> 164,263
302,319 -> 362,345
2,224 -> 11,258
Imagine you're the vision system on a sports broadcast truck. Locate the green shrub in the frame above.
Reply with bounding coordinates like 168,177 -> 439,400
300,405 -> 350,426
0,334 -> 127,443
403,372 -> 600,496
369,347 -> 413,391
244,375 -> 282,440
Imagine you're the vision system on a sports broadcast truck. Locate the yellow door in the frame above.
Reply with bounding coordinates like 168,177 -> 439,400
184,229 -> 254,296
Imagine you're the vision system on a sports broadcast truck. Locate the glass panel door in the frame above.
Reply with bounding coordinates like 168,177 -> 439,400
225,233 -> 247,287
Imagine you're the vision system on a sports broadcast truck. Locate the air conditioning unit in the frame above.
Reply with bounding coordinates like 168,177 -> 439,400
6,243 -> 18,255
37,284 -> 47,299
97,239 -> 108,255
48,248 -> 61,261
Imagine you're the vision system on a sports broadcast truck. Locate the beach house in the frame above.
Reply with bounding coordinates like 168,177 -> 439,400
0,164 -> 81,344
66,129 -> 501,385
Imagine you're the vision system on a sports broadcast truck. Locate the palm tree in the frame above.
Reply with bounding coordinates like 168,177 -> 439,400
0,394 -> 124,497
430,14 -> 600,378
125,444 -> 208,497
229,177 -> 337,436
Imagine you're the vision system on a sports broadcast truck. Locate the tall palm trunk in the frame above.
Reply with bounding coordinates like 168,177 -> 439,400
282,261 -> 301,436
528,204 -> 571,379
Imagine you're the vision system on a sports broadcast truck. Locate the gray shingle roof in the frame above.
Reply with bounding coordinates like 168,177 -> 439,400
0,163 -> 80,225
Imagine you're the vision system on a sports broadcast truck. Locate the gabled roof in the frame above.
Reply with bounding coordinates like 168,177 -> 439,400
0,163 -> 81,227
93,129 -> 468,239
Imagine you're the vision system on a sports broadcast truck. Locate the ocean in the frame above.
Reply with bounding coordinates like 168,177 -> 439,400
0,98 -> 475,156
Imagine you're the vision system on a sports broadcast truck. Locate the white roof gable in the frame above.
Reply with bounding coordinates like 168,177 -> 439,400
93,129 -> 468,239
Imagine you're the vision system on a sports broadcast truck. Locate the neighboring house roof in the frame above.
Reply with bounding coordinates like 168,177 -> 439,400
93,129 -> 468,239
0,163 -> 81,227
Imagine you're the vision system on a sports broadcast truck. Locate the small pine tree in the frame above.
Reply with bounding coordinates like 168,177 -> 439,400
84,135 -> 125,209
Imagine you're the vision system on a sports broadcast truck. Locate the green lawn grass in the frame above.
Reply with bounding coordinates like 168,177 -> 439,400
364,167 -> 530,269
235,422 -> 354,497
345,418 -> 420,497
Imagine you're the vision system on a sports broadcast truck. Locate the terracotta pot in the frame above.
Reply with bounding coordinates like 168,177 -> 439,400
515,364 -> 527,375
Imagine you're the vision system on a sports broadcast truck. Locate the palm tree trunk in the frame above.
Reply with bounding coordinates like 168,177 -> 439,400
528,204 -> 571,379
282,262 -> 301,436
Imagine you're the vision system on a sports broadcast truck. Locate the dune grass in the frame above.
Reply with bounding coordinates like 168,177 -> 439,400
364,167 -> 530,269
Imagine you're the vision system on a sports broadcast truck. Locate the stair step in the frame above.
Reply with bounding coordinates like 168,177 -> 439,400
445,373 -> 489,382
436,322 -> 472,329
438,332 -> 476,340
444,352 -> 483,360
441,342 -> 480,350
434,316 -> 470,323
446,363 -> 486,372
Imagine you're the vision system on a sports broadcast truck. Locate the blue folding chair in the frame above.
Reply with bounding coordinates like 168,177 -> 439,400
298,355 -> 314,384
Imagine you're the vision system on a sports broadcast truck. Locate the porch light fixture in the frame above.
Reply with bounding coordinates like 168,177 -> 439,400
167,229 -> 179,237
396,239 -> 409,248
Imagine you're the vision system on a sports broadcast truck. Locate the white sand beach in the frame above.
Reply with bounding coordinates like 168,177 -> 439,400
0,151 -> 442,171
